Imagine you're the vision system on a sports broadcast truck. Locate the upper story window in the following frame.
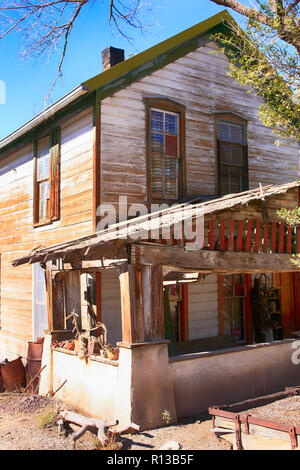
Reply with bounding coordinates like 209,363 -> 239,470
145,98 -> 186,202
34,128 -> 60,226
217,114 -> 248,195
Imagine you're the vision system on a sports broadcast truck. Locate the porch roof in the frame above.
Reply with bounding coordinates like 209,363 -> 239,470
12,180 -> 300,268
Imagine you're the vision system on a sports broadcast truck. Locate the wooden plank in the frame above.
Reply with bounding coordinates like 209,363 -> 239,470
272,222 -> 277,253
263,221 -> 269,254
149,265 -> 164,340
218,275 -> 223,336
229,219 -> 234,252
245,220 -> 252,252
280,223 -> 285,254
254,221 -> 261,253
93,96 -> 101,231
244,273 -> 253,344
287,225 -> 292,254
52,272 -> 65,331
220,219 -> 225,251
209,220 -> 215,251
64,271 -> 82,330
180,283 -> 189,341
130,243 -> 300,274
237,220 -> 244,252
119,264 -> 164,344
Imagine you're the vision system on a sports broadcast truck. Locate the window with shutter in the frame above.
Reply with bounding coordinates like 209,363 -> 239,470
217,116 -> 248,195
145,99 -> 186,203
34,128 -> 61,225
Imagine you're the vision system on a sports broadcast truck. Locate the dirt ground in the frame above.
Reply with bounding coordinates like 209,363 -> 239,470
0,392 -> 231,451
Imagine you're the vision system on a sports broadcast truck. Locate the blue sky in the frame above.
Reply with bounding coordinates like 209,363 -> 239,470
0,0 -> 245,140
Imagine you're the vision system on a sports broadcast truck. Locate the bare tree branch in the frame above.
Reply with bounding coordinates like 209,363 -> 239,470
209,0 -> 273,25
0,0 -> 144,101
286,0 -> 300,13
210,0 -> 300,52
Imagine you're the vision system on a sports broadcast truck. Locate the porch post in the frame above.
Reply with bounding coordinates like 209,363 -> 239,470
44,269 -> 65,331
119,264 -> 164,344
117,263 -> 177,429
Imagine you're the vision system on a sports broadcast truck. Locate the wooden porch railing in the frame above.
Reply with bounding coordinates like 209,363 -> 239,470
150,219 -> 300,255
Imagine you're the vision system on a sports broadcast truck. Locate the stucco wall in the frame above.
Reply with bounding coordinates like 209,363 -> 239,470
170,339 -> 300,419
41,345 -> 119,420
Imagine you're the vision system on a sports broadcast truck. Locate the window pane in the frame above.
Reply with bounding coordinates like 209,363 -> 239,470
230,124 -> 243,144
164,157 -> 177,199
218,121 -> 243,144
220,142 -> 230,163
231,145 -> 243,165
151,155 -> 163,196
150,110 -> 164,133
165,135 -> 178,157
37,137 -> 50,181
165,113 -> 178,136
150,108 -> 180,200
218,122 -> 230,141
39,181 -> 50,220
151,131 -> 164,154
220,175 -> 229,194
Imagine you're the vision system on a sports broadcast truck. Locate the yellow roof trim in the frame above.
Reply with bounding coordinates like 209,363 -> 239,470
83,10 -> 232,93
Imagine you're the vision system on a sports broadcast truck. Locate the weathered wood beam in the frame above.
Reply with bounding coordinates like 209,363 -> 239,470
130,243 -> 300,273
44,265 -> 82,332
119,264 -> 164,344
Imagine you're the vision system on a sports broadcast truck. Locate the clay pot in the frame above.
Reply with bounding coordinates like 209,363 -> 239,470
106,348 -> 119,361
64,341 -> 75,351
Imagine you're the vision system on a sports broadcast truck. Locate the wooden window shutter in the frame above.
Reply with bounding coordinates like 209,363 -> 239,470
50,127 -> 61,221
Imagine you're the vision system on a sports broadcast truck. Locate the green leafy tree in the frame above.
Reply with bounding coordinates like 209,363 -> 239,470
210,1 -> 299,142
209,2 -> 299,231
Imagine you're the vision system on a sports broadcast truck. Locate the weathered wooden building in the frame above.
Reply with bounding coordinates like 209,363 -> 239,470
0,10 -> 299,427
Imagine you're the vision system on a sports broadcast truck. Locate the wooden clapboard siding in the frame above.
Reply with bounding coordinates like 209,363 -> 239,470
188,275 -> 219,340
101,269 -> 122,345
101,41 -> 299,207
0,107 -> 94,355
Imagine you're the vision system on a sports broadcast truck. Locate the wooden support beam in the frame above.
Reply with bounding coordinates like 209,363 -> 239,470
119,264 -> 164,344
130,243 -> 300,274
44,266 -> 82,332
64,271 -> 82,331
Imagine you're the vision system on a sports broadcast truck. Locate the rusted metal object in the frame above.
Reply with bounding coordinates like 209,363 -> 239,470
27,339 -> 44,388
234,415 -> 243,450
289,426 -> 297,450
209,385 -> 300,450
22,365 -> 46,394
1,357 -> 26,392
244,413 -> 251,435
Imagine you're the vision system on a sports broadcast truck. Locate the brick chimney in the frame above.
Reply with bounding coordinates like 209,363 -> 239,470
102,46 -> 125,71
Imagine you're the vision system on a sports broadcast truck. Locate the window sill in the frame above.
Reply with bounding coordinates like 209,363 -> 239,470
33,219 -> 53,228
